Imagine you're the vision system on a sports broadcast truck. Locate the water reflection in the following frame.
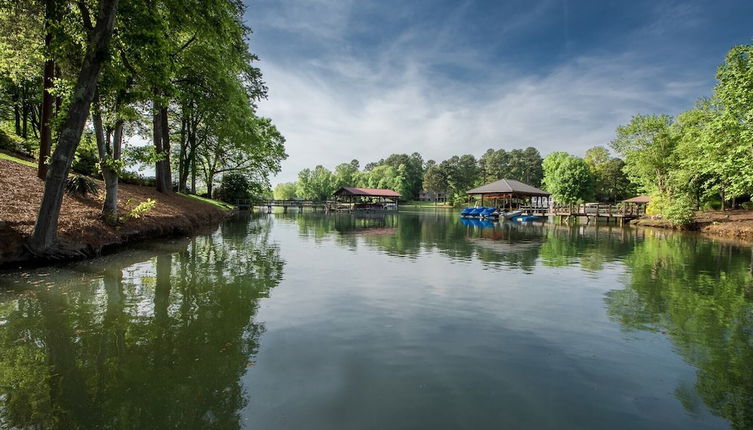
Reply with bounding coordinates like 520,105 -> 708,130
281,211 -> 643,273
606,231 -> 753,430
1,211 -> 752,429
0,214 -> 283,429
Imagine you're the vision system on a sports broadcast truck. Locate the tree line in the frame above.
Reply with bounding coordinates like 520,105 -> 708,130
274,146 -> 635,205
278,39 -> 753,226
607,42 -> 753,224
0,0 -> 287,254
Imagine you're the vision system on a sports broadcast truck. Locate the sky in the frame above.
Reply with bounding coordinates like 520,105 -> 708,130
243,0 -> 753,184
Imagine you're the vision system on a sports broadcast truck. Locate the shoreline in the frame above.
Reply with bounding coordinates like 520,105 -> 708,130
632,210 -> 753,243
0,158 -> 232,269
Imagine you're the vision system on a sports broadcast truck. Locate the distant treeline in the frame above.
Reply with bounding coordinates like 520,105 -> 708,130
273,146 -> 636,205
279,40 -> 753,225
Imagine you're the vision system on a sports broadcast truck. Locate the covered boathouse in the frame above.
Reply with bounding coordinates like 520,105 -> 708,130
331,187 -> 401,211
466,179 -> 550,210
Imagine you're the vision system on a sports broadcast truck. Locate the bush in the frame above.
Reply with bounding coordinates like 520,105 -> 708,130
123,198 -> 156,220
121,171 -> 156,187
664,195 -> 695,227
741,201 -> 753,210
0,124 -> 35,157
71,133 -> 100,177
702,198 -> 722,211
65,175 -> 99,198
216,173 -> 251,203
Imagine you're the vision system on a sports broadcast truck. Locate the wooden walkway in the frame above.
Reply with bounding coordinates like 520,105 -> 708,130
236,199 -> 329,212
519,203 -> 645,225
235,200 -> 397,213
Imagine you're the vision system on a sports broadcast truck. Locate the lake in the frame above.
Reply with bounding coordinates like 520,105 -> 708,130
0,210 -> 751,429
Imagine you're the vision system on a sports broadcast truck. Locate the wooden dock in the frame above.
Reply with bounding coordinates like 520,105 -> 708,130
235,200 -> 398,213
236,199 -> 328,213
519,203 -> 645,225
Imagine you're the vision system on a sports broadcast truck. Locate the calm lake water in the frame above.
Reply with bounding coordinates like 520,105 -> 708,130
0,210 -> 752,429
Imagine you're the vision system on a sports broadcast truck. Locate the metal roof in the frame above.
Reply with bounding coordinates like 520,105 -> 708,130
466,179 -> 550,196
333,187 -> 401,197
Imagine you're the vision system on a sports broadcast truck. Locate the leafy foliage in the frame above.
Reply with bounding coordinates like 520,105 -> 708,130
542,153 -> 593,204
215,173 -> 252,204
64,174 -> 99,198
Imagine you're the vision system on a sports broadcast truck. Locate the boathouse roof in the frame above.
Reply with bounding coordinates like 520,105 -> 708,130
622,195 -> 651,204
333,187 -> 401,198
466,179 -> 550,197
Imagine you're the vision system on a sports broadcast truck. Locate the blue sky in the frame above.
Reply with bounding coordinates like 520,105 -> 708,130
244,0 -> 753,184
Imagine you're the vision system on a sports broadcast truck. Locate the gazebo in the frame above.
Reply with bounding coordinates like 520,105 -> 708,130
466,179 -> 550,210
332,187 -> 401,211
622,195 -> 650,216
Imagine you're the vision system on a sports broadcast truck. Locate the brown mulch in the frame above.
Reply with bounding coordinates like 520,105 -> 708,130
633,209 -> 753,242
695,210 -> 753,241
0,158 -> 227,264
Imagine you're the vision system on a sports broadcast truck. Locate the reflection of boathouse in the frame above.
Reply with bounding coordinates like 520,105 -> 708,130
331,187 -> 401,212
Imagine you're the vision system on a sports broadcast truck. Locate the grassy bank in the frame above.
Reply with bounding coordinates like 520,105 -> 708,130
0,157 -> 231,267
402,200 -> 455,208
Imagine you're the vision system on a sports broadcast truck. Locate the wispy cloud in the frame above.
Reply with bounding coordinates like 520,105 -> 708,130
247,0 -> 724,183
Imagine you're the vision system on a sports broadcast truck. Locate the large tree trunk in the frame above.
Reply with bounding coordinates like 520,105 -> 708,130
160,105 -> 172,192
153,100 -> 172,193
22,100 -> 28,139
14,103 -> 21,135
27,0 -> 120,255
39,58 -> 55,179
92,103 -> 123,224
39,0 -> 56,180
177,116 -> 186,193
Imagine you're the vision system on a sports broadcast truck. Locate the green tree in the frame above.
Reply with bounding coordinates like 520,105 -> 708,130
542,152 -> 593,204
584,146 -> 635,202
273,182 -> 297,200
610,114 -> 678,197
216,172 -> 251,203
333,160 -> 359,189
27,0 -> 120,255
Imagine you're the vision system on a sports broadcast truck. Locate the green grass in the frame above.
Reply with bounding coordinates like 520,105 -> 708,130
403,200 -> 454,208
0,152 -> 36,168
178,193 -> 234,211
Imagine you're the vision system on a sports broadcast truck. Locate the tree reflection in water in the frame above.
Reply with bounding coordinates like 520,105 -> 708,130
0,214 -> 283,429
606,231 -> 753,430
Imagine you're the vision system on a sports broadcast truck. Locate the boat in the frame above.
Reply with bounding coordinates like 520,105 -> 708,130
512,215 -> 539,222
460,207 -> 475,217
479,208 -> 497,219
460,207 -> 488,218
500,209 -> 523,219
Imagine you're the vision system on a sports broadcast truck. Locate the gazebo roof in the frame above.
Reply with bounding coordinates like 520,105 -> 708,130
466,179 -> 550,197
333,187 -> 401,198
622,195 -> 651,204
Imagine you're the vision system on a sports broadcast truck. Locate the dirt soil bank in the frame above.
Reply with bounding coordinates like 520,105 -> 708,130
0,158 -> 229,267
633,210 -> 753,242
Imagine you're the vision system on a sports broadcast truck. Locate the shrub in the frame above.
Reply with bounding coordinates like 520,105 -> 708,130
123,198 -> 156,220
0,125 -> 35,157
71,133 -> 100,177
702,198 -> 722,211
216,173 -> 251,203
65,175 -> 99,198
741,201 -> 753,210
664,195 -> 695,227
120,171 -> 156,187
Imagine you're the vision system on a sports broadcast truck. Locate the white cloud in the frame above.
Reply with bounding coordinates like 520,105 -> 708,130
247,0 -> 713,184
257,51 -> 707,184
